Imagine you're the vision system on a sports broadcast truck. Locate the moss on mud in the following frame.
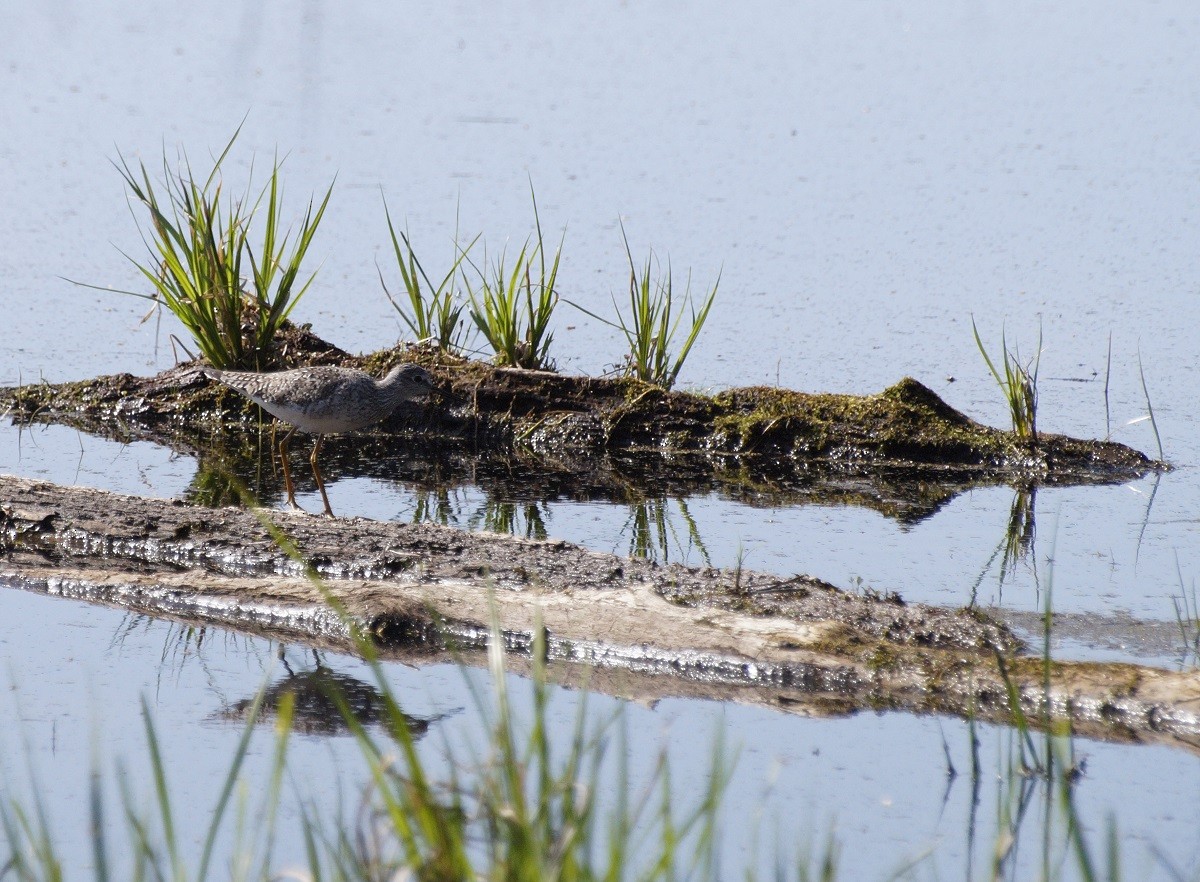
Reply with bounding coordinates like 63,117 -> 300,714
0,330 -> 1159,494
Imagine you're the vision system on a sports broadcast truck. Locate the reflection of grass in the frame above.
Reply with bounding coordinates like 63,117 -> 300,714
186,433 -> 282,509
411,486 -> 465,527
1001,485 -> 1037,586
968,485 -> 1038,607
187,457 -> 256,508
627,497 -> 669,561
110,613 -> 270,707
469,499 -> 550,540
623,497 -> 710,565
1171,553 -> 1200,668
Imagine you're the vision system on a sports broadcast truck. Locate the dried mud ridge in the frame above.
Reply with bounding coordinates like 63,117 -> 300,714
3,474 -> 1199,754
0,327 -> 1161,527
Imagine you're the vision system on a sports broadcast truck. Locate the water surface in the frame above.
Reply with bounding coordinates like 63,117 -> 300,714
3,1 -> 1199,877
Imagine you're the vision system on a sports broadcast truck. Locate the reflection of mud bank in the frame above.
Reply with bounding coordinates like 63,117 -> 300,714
0,331 -> 1162,523
4,475 -> 1199,754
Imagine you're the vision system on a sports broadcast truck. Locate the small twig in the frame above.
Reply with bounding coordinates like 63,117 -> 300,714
746,575 -> 812,596
1136,347 -> 1165,461
1103,331 -> 1113,439
169,333 -> 199,366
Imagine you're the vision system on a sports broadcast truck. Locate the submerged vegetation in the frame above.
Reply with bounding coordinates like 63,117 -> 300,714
107,129 -> 333,371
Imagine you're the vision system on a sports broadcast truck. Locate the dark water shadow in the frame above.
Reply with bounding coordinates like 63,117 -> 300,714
175,427 -> 1047,529
107,615 -> 452,739
208,649 -> 452,739
4,403 -> 1141,529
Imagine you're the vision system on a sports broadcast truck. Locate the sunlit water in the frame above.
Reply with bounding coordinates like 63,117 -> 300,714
3,1 -> 1200,877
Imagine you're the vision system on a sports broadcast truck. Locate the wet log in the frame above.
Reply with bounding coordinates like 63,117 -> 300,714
3,474 -> 1198,753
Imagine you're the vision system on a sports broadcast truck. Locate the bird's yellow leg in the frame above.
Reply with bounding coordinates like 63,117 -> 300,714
277,426 -> 302,510
310,435 -> 335,517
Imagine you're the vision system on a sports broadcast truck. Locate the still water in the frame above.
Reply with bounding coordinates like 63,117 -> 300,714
3,0 -> 1199,877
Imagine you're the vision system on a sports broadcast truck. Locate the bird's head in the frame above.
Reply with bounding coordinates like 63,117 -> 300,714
382,363 -> 437,401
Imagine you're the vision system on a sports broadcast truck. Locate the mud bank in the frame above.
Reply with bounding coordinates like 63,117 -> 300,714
0,331 -> 1161,509
3,475 -> 1198,752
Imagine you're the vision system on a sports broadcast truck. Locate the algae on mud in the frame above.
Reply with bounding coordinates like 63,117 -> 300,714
0,327 -> 1161,526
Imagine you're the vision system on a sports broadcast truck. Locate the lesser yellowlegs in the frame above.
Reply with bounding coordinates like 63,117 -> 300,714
202,363 -> 435,516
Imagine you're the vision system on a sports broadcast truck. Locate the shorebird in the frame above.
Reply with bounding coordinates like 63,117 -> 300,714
202,363 -> 435,516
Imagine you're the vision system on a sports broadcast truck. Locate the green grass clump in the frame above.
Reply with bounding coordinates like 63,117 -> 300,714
614,232 -> 718,390
570,228 -> 718,390
113,128 -> 333,370
327,621 -> 734,880
463,192 -> 563,370
971,318 -> 1041,441
381,198 -> 478,354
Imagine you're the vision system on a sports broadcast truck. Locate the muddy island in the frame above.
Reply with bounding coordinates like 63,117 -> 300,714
0,326 -> 1161,523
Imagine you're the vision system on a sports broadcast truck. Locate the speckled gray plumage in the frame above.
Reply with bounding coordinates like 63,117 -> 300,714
203,363 -> 434,434
200,362 -> 435,516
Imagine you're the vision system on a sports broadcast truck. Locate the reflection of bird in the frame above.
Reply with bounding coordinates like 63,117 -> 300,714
211,653 -> 451,738
202,363 -> 435,516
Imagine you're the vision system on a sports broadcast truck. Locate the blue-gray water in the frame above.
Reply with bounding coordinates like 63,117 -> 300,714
2,1 -> 1199,877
